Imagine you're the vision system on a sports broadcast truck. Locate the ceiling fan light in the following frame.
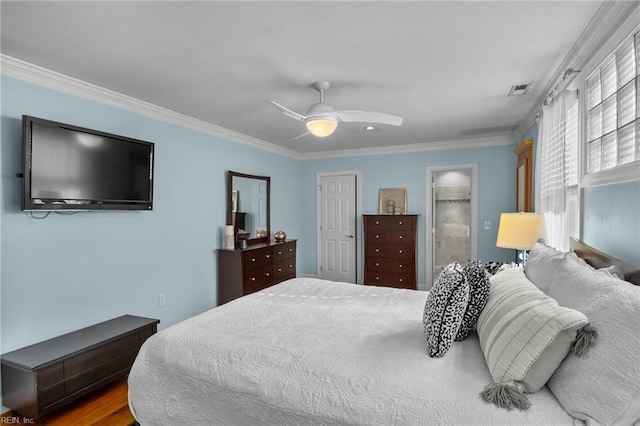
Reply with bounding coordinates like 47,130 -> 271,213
305,118 -> 338,137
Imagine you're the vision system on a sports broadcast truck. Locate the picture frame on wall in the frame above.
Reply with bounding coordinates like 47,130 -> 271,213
379,187 -> 407,215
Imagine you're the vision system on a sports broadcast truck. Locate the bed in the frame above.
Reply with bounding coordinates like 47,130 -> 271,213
128,238 -> 640,425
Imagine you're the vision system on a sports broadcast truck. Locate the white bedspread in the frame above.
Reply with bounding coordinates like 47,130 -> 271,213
128,278 -> 578,425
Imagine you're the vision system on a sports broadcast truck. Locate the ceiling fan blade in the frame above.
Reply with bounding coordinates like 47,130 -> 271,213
264,99 -> 306,122
289,131 -> 310,142
335,110 -> 403,126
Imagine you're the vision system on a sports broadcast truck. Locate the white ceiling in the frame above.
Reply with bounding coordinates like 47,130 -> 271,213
1,1 -> 607,154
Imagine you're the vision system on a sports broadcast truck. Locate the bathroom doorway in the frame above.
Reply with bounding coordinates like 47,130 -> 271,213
425,165 -> 478,289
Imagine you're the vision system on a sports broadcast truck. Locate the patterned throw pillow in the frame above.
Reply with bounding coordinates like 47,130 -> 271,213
455,261 -> 490,341
484,261 -> 504,276
423,263 -> 469,357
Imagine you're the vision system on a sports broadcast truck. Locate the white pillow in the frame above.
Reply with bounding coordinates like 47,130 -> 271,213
547,257 -> 640,425
524,239 -> 577,293
598,264 -> 625,280
477,268 -> 588,393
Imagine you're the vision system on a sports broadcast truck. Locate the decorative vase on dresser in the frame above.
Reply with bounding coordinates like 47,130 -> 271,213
363,215 -> 418,290
217,240 -> 297,305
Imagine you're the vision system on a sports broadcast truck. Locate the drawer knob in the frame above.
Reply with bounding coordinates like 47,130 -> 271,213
399,278 -> 403,282
375,221 -> 379,225
288,264 -> 293,268
399,236 -> 403,239
375,276 -> 380,280
265,254 -> 270,259
265,272 -> 270,276
251,277 -> 256,281
399,250 -> 403,254
277,268 -> 282,272
376,235 -> 380,239
375,262 -> 380,266
399,264 -> 403,268
251,258 -> 256,262
399,221 -> 403,225
277,251 -> 282,255
375,249 -> 380,253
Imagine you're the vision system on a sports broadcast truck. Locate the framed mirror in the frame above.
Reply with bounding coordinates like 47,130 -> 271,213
514,138 -> 533,212
227,171 -> 270,247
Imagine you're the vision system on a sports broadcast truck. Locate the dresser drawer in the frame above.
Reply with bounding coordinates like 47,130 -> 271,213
366,230 -> 414,243
64,350 -> 137,396
366,243 -> 413,259
365,272 -> 414,288
273,258 -> 296,281
218,240 -> 298,305
364,216 -> 414,230
365,258 -> 414,273
36,363 -> 63,389
273,241 -> 296,261
244,264 -> 274,293
64,333 -> 138,378
243,247 -> 274,269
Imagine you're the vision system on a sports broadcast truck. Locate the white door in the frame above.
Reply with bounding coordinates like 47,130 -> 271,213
319,173 -> 357,283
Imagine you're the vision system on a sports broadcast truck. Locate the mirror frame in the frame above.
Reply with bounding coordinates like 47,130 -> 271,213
514,138 -> 533,212
227,170 -> 271,247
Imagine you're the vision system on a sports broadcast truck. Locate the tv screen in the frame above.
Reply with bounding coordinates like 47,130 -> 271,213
22,115 -> 154,211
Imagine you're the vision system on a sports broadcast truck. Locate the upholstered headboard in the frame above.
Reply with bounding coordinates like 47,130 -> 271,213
570,237 -> 640,285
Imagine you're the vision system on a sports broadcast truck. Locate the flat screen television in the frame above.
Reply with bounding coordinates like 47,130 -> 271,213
22,115 -> 154,211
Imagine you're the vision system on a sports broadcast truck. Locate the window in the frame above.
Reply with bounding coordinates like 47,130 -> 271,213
586,29 -> 639,174
537,89 -> 579,251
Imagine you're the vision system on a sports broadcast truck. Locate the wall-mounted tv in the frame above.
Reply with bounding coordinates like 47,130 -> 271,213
22,115 -> 154,211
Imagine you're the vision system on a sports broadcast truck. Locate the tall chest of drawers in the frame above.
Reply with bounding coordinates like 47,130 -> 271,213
363,215 -> 418,290
218,240 -> 297,304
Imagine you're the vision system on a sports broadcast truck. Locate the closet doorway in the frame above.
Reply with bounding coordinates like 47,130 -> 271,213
425,165 -> 478,289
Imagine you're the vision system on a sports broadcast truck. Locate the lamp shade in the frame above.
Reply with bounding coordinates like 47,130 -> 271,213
305,117 -> 338,137
496,212 -> 546,250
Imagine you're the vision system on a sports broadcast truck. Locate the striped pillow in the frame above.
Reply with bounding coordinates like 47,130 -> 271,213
477,268 -> 588,393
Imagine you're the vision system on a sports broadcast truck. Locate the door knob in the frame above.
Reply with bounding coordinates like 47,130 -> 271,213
347,234 -> 355,238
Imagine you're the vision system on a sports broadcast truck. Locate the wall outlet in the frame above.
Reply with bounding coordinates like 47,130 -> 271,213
158,293 -> 166,307
484,221 -> 491,230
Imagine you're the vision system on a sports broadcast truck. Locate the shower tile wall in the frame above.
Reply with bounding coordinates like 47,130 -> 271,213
434,186 -> 471,276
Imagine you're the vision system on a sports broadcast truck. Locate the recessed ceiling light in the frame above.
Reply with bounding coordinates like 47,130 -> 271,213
365,125 -> 375,131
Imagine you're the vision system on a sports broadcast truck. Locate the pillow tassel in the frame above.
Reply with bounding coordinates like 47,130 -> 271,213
480,381 -> 531,411
570,324 -> 598,356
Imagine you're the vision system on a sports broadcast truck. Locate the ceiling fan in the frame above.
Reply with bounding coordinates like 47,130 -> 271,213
265,81 -> 403,139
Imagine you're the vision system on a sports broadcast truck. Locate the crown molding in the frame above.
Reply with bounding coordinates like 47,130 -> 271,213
0,54 -> 300,159
298,134 -> 515,160
513,0 -> 640,140
2,55 -> 514,160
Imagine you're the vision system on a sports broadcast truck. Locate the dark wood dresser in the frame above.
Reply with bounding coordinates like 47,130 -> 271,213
363,215 -> 418,289
218,239 -> 297,304
0,315 -> 159,420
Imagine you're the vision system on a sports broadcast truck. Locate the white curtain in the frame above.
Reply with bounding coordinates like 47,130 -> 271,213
536,88 -> 579,251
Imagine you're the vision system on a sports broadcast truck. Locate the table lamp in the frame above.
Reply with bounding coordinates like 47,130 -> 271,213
496,212 -> 546,264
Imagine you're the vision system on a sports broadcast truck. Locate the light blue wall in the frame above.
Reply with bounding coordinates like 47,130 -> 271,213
0,76 -> 301,356
583,181 -> 640,265
299,145 -> 518,284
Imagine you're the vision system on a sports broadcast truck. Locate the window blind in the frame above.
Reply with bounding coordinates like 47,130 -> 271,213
586,30 -> 639,174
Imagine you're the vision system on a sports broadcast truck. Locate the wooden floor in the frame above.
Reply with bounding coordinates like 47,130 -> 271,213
1,377 -> 135,426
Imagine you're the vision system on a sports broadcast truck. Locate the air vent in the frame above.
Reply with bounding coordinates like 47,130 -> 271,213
508,84 -> 531,96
